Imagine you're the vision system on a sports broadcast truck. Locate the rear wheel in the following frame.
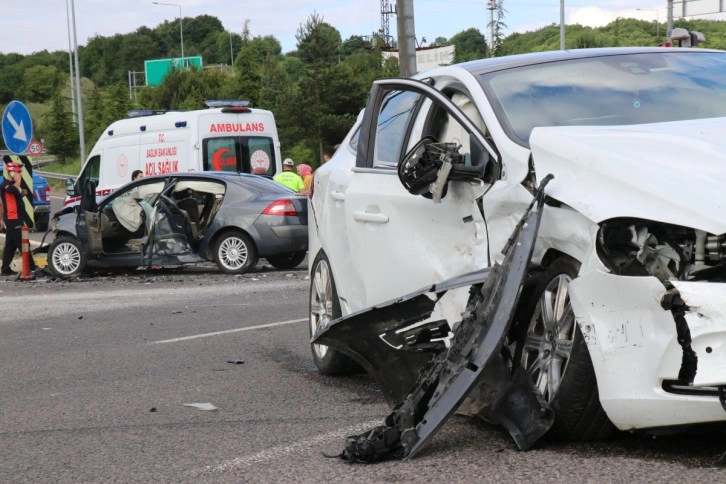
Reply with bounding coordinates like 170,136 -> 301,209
266,251 -> 306,270
515,257 -> 614,440
309,253 -> 359,375
214,231 -> 258,274
48,236 -> 86,279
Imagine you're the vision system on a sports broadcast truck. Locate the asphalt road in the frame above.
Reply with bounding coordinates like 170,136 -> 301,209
2,268 -> 726,482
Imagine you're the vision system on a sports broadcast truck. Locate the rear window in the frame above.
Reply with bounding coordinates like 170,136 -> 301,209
202,136 -> 276,176
236,174 -> 295,194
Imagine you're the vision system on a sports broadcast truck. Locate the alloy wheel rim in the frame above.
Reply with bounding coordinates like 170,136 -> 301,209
219,236 -> 247,270
52,242 -> 81,275
520,274 -> 576,402
310,259 -> 333,360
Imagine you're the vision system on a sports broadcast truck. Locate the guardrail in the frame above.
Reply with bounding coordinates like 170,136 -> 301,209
35,170 -> 77,181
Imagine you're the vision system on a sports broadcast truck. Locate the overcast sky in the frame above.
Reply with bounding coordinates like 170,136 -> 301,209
3,1 -> 725,57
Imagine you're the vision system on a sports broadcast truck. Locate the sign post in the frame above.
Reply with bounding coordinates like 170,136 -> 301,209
2,100 -> 33,155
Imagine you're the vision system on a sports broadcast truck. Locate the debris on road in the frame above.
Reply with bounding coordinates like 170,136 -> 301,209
183,403 -> 218,411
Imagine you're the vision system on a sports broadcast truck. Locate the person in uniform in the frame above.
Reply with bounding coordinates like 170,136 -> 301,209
1,162 -> 36,275
273,158 -> 304,192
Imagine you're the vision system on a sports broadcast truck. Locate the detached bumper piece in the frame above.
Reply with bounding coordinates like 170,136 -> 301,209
314,176 -> 554,463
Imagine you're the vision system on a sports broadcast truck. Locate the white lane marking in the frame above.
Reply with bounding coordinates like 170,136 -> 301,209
198,418 -> 382,474
50,195 -> 66,201
151,317 -> 307,344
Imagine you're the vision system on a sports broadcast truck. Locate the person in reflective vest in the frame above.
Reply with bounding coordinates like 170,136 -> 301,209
1,162 -> 36,275
273,158 -> 304,192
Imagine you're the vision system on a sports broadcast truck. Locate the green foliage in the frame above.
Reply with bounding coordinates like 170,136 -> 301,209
43,91 -> 78,164
21,65 -> 62,103
450,28 -> 488,62
295,12 -> 342,64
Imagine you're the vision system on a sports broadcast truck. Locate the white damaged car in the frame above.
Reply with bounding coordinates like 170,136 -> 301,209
307,47 -> 726,461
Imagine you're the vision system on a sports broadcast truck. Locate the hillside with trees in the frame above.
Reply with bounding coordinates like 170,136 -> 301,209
2,13 -> 726,166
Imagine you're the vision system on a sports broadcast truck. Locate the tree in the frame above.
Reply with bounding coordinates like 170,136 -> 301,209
44,91 -> 78,164
488,1 -> 508,56
21,65 -> 61,103
295,12 -> 341,64
450,28 -> 488,63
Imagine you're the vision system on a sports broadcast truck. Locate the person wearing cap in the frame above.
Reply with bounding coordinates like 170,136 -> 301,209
1,162 -> 36,276
273,158 -> 305,192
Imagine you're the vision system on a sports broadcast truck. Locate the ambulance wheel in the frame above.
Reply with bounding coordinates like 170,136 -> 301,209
48,236 -> 86,279
214,231 -> 258,274
309,252 -> 361,376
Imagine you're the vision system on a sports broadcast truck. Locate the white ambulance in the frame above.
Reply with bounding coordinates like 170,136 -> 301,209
65,101 -> 281,205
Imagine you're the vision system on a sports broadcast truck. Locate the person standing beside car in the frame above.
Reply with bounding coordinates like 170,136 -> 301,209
296,163 -> 313,195
273,158 -> 304,192
0,162 -> 36,275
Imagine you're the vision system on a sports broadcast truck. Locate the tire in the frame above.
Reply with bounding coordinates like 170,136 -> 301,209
48,236 -> 86,279
213,231 -> 258,274
514,256 -> 614,441
266,251 -> 306,270
309,252 -> 360,375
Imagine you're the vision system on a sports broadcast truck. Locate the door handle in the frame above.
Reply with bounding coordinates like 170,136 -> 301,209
330,191 -> 345,202
353,211 -> 389,224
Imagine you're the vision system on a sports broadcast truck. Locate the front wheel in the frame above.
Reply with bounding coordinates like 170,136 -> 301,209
48,236 -> 86,279
514,256 -> 614,441
266,251 -> 306,270
214,231 -> 258,274
309,253 -> 360,375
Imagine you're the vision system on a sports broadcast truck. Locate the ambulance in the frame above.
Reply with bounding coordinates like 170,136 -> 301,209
65,101 -> 282,205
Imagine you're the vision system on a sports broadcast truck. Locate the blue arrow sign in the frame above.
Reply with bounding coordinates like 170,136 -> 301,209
2,100 -> 33,155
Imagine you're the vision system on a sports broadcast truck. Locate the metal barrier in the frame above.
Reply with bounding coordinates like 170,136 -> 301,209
35,170 -> 77,181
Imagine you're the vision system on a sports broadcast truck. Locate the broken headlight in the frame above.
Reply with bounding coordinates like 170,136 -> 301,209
597,218 -> 726,281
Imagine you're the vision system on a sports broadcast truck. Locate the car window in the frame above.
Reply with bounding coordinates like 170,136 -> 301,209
373,90 -> 423,167
77,155 -> 101,194
481,51 -> 726,146
202,136 -> 276,175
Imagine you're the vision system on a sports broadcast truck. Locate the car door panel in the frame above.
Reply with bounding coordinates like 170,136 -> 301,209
338,79 -> 498,311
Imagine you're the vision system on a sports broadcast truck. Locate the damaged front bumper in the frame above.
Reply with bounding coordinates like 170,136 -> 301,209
313,177 -> 554,462
569,271 -> 726,431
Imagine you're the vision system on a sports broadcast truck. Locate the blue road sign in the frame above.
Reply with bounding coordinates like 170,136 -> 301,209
2,100 -> 33,155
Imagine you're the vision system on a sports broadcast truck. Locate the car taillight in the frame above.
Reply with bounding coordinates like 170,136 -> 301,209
262,199 -> 298,216
45,185 -> 50,201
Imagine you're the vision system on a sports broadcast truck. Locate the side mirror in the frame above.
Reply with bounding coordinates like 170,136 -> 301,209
65,178 -> 76,197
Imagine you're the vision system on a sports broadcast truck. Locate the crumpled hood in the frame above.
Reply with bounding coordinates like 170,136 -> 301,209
530,117 -> 726,234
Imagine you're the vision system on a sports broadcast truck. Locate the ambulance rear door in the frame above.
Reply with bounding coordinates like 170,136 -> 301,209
198,110 -> 278,177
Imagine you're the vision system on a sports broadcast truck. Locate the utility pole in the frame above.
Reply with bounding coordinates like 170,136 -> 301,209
69,0 -> 85,163
64,0 -> 76,120
396,0 -> 417,77
667,0 -> 674,41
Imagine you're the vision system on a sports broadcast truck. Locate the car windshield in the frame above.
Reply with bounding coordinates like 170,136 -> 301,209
480,51 -> 726,145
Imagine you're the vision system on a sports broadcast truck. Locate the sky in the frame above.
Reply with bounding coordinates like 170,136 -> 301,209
3,0 -> 726,57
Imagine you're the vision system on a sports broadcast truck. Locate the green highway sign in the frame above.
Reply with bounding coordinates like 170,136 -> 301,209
144,56 -> 203,86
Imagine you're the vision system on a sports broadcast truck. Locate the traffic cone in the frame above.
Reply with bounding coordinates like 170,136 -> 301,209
19,225 -> 35,280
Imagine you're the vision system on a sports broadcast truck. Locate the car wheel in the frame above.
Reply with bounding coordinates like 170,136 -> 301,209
34,214 -> 49,232
48,236 -> 86,279
514,256 -> 614,441
214,231 -> 258,274
309,253 -> 360,375
266,251 -> 306,270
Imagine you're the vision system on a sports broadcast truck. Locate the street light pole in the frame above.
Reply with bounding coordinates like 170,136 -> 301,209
560,0 -> 565,50
636,8 -> 660,39
69,0 -> 85,163
153,2 -> 184,59
64,0 -> 76,120
229,31 -> 234,65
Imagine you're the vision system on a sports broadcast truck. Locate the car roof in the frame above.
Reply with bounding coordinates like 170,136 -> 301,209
136,171 -> 296,195
457,47 -> 726,76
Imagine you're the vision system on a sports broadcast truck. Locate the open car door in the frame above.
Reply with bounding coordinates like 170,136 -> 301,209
76,180 -> 103,257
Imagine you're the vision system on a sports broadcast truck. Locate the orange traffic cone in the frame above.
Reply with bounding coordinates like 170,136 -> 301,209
19,225 -> 34,280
